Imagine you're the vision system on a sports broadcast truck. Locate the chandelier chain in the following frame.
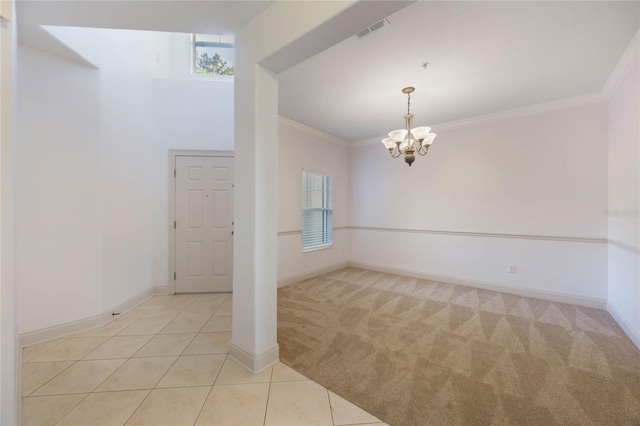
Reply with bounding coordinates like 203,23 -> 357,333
407,92 -> 411,115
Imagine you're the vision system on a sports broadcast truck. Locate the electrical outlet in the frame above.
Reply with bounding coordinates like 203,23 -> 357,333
508,264 -> 516,274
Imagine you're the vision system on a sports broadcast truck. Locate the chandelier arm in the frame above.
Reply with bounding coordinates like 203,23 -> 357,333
417,145 -> 430,156
394,141 -> 403,155
390,148 -> 401,158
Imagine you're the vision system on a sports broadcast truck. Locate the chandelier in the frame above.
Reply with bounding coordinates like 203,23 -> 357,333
381,87 -> 436,166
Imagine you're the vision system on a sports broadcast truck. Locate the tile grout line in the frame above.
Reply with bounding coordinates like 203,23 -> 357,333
90,295 -> 207,424
132,323 -> 200,390
50,392 -> 93,426
27,337 -> 108,364
209,293 -> 231,318
23,359 -> 79,398
161,293 -> 229,336
262,360 -> 275,426
22,294 -> 254,425
44,337 -> 126,426
327,388 -> 336,426
22,336 -> 70,363
262,377 -> 312,384
119,387 -> 153,425
83,334 -> 147,359
80,336 -> 155,362
192,353 -> 230,425
22,295 -> 164,423
26,333 -> 123,394
114,298 -> 203,426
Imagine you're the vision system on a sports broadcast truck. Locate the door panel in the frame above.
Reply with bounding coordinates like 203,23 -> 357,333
212,241 -> 227,276
188,166 -> 203,181
212,190 -> 228,228
188,190 -> 204,229
213,166 -> 228,181
175,155 -> 234,293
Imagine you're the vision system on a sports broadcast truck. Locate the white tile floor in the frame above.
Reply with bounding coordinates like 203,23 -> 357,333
22,293 -> 389,426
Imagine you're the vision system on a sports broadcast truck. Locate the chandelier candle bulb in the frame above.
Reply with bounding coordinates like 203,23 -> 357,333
381,87 -> 437,166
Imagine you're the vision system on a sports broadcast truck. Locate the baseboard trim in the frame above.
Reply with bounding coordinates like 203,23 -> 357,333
20,314 -> 105,348
607,301 -> 640,350
229,342 -> 280,374
349,261 -> 607,310
16,339 -> 22,426
153,285 -> 171,295
20,286 -> 160,348
278,261 -> 351,288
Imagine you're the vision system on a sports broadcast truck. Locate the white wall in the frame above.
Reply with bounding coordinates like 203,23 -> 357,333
16,31 -> 160,335
16,27 -> 237,335
1,0 -> 19,422
151,32 -> 192,79
277,122 -> 350,285
16,45 -> 102,333
350,101 -> 609,305
152,77 -> 234,288
98,30 -> 155,312
607,58 -> 640,346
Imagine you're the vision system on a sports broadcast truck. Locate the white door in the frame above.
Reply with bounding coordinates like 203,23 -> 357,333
175,155 -> 234,293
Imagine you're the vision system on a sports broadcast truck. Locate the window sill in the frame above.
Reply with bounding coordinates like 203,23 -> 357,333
302,244 -> 333,253
189,74 -> 234,82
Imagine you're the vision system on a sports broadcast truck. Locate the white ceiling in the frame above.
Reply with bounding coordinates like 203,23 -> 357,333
16,0 -> 274,66
17,1 -> 273,34
278,1 -> 640,142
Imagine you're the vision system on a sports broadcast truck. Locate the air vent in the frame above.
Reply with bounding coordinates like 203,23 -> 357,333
356,28 -> 370,38
356,19 -> 390,39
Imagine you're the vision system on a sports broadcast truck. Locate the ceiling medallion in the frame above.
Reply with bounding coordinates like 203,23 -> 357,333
381,87 -> 436,166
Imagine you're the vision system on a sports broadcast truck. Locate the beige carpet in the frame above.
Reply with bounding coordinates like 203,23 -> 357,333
277,267 -> 640,426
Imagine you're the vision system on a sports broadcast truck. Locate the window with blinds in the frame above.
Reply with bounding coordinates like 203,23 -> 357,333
302,171 -> 333,251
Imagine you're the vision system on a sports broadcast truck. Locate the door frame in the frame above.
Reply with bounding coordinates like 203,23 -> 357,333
168,150 -> 234,294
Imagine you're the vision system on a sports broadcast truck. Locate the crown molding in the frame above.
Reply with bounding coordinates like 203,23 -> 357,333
602,28 -> 640,98
278,116 -> 349,148
351,136 -> 382,148
431,92 -> 607,133
297,31 -> 636,149
350,91 -> 607,148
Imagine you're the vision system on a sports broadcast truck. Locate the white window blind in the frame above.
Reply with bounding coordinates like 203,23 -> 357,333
302,171 -> 333,251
